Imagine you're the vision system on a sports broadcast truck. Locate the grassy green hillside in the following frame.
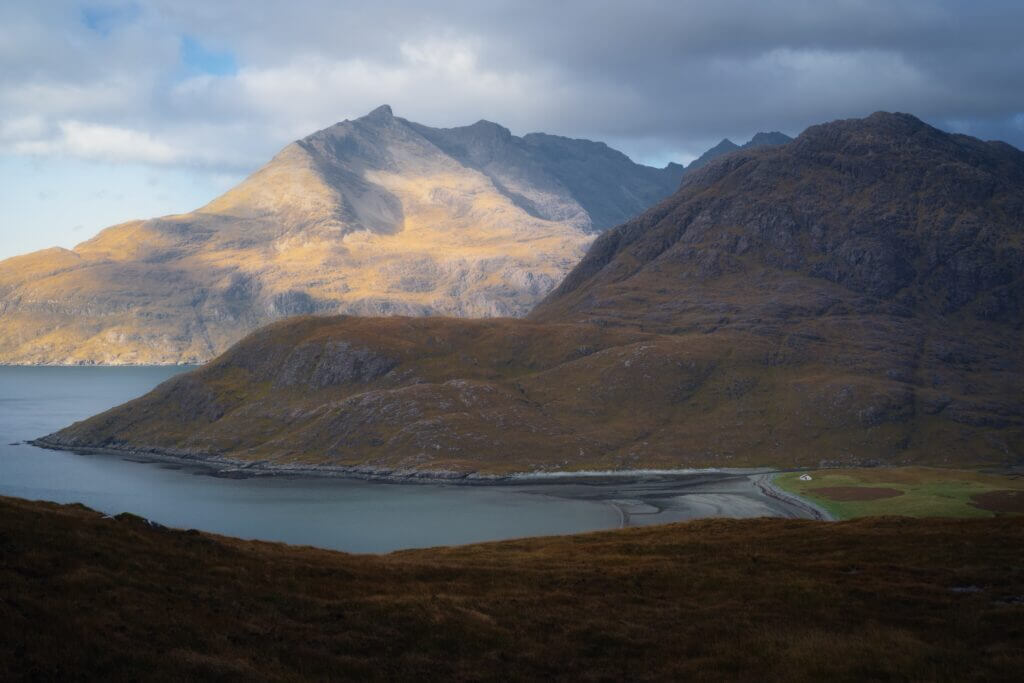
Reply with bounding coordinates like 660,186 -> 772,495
2,495 -> 1023,681
40,314 -> 1021,473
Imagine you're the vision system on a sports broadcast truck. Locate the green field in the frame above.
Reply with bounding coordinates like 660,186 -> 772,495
775,467 -> 1024,520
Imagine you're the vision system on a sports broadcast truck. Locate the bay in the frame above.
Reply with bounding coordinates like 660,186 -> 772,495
0,366 -> 621,552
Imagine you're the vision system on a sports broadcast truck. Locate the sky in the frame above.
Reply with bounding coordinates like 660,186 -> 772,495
2,0 -> 1023,261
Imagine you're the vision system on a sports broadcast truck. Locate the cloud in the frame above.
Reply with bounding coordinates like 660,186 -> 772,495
12,121 -> 184,165
0,116 -> 46,140
0,0 -> 1022,175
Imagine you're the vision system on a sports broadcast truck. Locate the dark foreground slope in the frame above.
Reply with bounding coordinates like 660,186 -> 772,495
2,496 -> 1022,681
42,113 -> 1023,471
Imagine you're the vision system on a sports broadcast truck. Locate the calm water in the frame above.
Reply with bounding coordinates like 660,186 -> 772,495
0,366 -> 620,552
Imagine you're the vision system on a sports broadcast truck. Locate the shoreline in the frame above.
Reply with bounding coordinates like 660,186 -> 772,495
0,363 -> 202,368
29,438 -> 504,484
28,437 -> 832,524
29,437 -> 798,489
754,473 -> 834,521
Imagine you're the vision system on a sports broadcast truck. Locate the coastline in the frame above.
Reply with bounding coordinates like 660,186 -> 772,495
754,473 -> 834,521
29,437 -> 778,484
0,362 -> 202,368
29,437 -> 499,483
29,436 -> 832,523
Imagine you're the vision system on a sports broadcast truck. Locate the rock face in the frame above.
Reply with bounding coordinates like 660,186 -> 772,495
43,112 -> 1022,471
0,105 -> 683,365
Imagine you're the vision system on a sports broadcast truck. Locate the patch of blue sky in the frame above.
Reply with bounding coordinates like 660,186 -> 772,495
180,35 -> 238,77
0,155 -> 242,261
81,3 -> 141,36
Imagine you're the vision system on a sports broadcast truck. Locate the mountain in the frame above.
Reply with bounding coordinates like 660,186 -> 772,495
685,130 -> 793,171
531,111 -> 1024,464
40,112 -> 1023,471
0,105 -> 683,365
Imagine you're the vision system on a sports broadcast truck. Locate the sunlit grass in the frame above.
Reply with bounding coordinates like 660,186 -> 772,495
775,467 -> 1024,519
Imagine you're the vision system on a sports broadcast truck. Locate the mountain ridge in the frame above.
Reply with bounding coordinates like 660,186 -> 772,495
43,112 -> 1024,471
0,106 -> 683,365
684,130 -> 793,171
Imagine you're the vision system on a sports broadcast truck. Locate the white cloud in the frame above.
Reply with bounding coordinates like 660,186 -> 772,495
0,79 -> 141,116
2,0 -> 1023,262
1,0 -> 1022,175
0,116 -> 46,140
167,38 -> 548,149
399,38 -> 479,73
13,121 -> 185,165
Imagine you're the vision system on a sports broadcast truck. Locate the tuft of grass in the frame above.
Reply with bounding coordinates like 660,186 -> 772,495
774,467 -> 1024,519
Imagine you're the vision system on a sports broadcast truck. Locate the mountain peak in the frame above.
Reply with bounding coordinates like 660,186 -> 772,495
685,139 -> 741,171
0,107 -> 685,364
468,119 -> 513,138
364,104 -> 394,120
686,131 -> 794,172
747,131 -> 792,147
792,111 -> 954,158
865,110 -> 926,127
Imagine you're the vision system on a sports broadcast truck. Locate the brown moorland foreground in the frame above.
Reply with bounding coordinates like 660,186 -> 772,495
2,495 -> 1022,681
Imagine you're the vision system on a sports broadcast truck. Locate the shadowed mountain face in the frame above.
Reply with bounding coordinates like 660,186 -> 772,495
408,119 -> 685,231
44,113 -> 1024,471
0,105 -> 682,365
529,112 -> 1024,465
533,112 -> 1024,328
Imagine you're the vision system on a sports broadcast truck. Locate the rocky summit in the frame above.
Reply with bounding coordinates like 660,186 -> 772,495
684,130 -> 792,171
42,113 -> 1023,472
0,105 -> 683,365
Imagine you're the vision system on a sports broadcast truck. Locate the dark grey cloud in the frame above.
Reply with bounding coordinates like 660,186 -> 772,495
2,0 -> 1022,170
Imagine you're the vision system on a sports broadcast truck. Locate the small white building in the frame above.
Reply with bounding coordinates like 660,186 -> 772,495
799,473 -> 813,481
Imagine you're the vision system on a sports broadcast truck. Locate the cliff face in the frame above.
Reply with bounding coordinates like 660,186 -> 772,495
43,113 -> 1023,471
0,105 -> 683,365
